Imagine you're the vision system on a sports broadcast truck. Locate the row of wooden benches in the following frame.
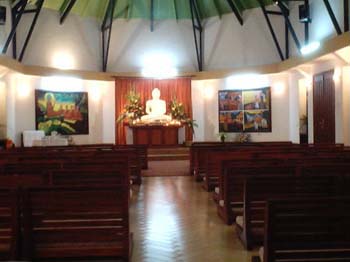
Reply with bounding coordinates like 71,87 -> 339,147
254,196 -> 350,262
236,174 -> 350,250
0,144 -> 148,185
191,142 -> 348,190
0,185 -> 130,261
190,142 -> 350,261
3,143 -> 148,169
0,144 -> 145,261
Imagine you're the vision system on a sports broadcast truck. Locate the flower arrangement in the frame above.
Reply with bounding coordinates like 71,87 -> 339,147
169,97 -> 197,132
238,132 -> 250,143
116,88 -> 144,123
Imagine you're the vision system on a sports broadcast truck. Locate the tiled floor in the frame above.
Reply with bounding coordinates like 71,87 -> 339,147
130,176 -> 256,262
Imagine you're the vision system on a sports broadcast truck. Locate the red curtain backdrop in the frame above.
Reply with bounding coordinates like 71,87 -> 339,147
115,77 -> 193,144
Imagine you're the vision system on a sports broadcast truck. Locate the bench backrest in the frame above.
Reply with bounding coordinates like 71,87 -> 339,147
0,189 -> 19,261
265,197 -> 350,262
244,175 -> 343,235
22,185 -> 129,261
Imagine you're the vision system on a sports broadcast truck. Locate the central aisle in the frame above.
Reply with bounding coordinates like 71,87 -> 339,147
130,177 -> 253,262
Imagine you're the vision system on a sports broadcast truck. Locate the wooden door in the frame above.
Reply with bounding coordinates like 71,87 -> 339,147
313,70 -> 335,144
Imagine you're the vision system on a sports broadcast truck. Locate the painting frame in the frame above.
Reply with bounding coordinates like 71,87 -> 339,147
218,87 -> 272,133
35,90 -> 89,135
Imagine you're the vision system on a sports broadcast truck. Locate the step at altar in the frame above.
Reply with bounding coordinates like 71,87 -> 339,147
147,147 -> 190,161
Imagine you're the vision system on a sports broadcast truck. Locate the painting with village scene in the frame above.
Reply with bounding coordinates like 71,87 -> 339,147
35,90 -> 89,135
219,111 -> 244,132
218,87 -> 271,133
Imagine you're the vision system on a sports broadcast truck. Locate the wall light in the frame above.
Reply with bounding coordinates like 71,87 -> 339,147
141,52 -> 178,79
41,76 -> 83,92
89,86 -> 101,102
226,73 -> 270,90
88,81 -> 105,102
141,67 -> 178,79
305,76 -> 313,91
300,42 -> 320,55
17,82 -> 30,99
52,51 -> 75,70
203,85 -> 214,100
273,82 -> 285,96
16,74 -> 31,99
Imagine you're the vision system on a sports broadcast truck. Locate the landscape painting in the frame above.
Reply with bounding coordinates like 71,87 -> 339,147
218,87 -> 271,133
35,90 -> 89,135
243,88 -> 270,110
244,110 -> 271,132
218,90 -> 243,111
219,111 -> 244,132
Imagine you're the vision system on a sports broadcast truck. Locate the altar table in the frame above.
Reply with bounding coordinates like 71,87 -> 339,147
129,125 -> 182,146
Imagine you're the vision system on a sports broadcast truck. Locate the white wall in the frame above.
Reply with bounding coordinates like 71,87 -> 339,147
0,4 -> 285,73
0,80 -> 6,139
3,71 -> 115,146
198,6 -> 284,71
0,1 -> 345,72
343,66 -> 350,146
191,81 -> 205,141
191,73 -> 292,142
288,72 -> 302,143
16,9 -> 102,71
289,0 -> 344,56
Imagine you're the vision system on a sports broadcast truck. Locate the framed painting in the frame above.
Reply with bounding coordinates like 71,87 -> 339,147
35,90 -> 89,135
218,87 -> 271,133
218,90 -> 243,111
219,111 -> 244,132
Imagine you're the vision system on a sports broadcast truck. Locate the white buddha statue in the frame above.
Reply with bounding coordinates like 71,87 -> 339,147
141,88 -> 171,123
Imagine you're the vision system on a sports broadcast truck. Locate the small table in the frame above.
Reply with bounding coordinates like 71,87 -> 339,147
129,124 -> 182,146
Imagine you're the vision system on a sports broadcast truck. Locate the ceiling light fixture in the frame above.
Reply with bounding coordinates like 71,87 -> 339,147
141,52 -> 178,79
300,42 -> 321,55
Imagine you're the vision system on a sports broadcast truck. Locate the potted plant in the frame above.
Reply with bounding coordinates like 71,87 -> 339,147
218,132 -> 227,143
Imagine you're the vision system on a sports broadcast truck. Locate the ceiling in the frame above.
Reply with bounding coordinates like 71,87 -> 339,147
29,0 -> 274,21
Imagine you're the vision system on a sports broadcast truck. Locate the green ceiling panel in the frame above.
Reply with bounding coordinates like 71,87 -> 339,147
26,0 -> 275,21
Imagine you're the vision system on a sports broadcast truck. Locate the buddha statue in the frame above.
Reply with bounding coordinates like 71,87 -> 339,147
141,88 -> 171,123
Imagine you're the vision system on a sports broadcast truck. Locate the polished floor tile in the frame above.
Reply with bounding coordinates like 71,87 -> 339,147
130,176 -> 256,262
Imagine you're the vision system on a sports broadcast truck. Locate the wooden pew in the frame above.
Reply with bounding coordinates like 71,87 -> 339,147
0,189 -> 19,261
0,149 -> 138,185
0,160 -> 63,175
254,197 -> 350,262
190,141 -> 293,181
0,146 -> 133,261
5,143 -> 148,171
206,144 -> 350,194
214,148 -> 350,224
114,145 -> 148,170
219,163 -> 297,225
239,175 -> 345,250
22,185 -> 130,261
50,166 -> 129,186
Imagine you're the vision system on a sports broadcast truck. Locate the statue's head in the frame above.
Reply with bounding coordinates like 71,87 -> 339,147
152,88 -> 160,99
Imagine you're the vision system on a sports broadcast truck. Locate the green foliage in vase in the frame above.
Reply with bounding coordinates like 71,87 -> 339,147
116,88 -> 144,123
169,97 -> 198,132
